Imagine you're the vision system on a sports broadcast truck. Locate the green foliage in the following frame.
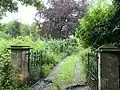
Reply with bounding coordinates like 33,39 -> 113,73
53,52 -> 87,89
0,35 -> 80,88
3,21 -> 21,38
29,37 -> 80,85
88,0 -> 111,8
0,50 -> 11,89
76,2 -> 115,48
0,21 -> 40,40
0,46 -> 28,89
0,16 -> 80,88
87,52 -> 98,90
18,0 -> 44,10
41,63 -> 55,77
44,37 -> 80,56
76,1 -> 120,88
79,48 -> 90,73
0,0 -> 44,19
53,54 -> 78,87
80,48 -> 98,90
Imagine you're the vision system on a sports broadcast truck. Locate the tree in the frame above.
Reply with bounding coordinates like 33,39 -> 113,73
0,0 -> 44,19
76,2 -> 114,48
0,21 -> 40,39
35,0 -> 87,39
76,0 -> 120,48
88,0 -> 109,8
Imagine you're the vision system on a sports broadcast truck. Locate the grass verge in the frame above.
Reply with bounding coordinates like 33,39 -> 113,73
53,54 -> 78,88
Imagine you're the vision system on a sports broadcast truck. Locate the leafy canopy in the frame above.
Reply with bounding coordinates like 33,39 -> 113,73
0,21 -> 40,40
0,0 -> 44,19
76,2 -> 115,48
36,0 -> 87,40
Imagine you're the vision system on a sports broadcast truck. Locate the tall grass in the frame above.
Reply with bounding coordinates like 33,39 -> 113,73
0,36 -> 80,89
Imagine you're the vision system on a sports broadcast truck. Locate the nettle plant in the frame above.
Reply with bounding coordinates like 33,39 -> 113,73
0,46 -> 28,89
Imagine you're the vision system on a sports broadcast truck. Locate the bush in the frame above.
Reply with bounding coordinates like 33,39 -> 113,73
79,48 -> 90,73
0,36 -> 80,88
0,49 -> 28,89
76,3 -> 114,48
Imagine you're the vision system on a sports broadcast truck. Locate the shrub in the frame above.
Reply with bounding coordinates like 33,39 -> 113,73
79,48 -> 90,73
0,36 -> 80,88
0,49 -> 28,89
76,3 -> 114,48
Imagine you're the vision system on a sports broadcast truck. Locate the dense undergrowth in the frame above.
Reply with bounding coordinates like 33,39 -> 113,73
79,48 -> 98,90
0,36 -> 80,89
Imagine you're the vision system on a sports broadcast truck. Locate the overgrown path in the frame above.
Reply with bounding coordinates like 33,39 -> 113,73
66,56 -> 89,90
47,56 -> 70,80
31,56 -> 70,90
32,54 -> 89,90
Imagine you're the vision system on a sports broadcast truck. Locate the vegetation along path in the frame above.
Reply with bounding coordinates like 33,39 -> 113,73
31,56 -> 70,90
32,53 -> 89,90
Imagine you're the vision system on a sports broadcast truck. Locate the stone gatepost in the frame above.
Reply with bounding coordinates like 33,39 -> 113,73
9,46 -> 31,85
97,44 -> 120,90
